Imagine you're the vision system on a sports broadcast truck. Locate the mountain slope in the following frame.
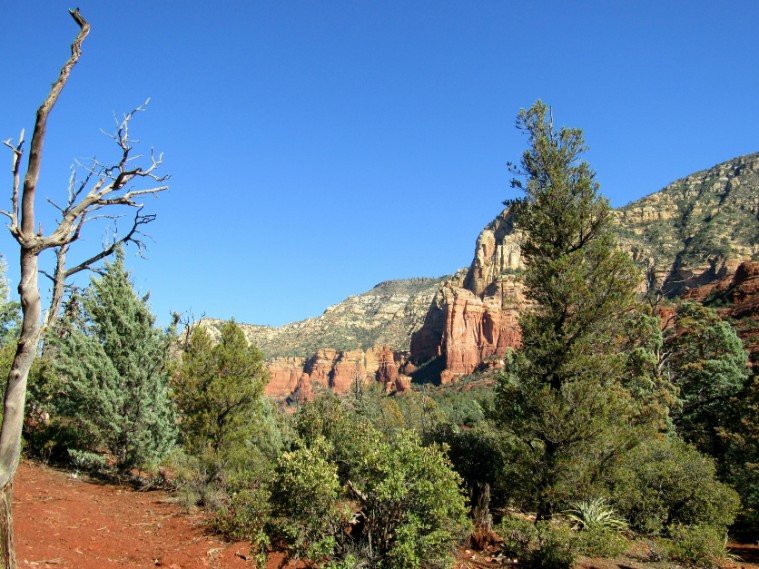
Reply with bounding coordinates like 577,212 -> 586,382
409,151 -> 759,380
617,151 -> 759,293
202,277 -> 450,358
204,151 -> 759,394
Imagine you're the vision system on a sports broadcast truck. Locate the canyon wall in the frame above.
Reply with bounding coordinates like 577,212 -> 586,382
410,151 -> 759,381
202,151 -> 759,395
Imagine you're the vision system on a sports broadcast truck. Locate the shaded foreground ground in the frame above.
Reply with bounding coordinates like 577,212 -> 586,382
13,460 -> 759,569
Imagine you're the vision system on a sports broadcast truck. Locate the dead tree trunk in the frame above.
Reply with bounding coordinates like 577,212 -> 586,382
0,11 -> 167,567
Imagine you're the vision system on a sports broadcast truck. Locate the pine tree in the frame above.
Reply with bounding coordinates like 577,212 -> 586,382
495,101 -> 649,520
665,301 -> 749,457
51,249 -> 176,472
173,321 -> 270,477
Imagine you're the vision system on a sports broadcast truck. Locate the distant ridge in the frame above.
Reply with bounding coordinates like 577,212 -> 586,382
202,150 -> 759,395
201,276 -> 451,358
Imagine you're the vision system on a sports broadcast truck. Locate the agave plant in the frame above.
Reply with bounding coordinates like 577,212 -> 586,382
565,497 -> 628,531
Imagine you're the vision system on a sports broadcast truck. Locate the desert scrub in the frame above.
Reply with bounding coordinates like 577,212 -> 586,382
611,437 -> 739,535
573,526 -> 628,558
658,524 -> 735,569
498,516 -> 576,569
565,497 -> 627,531
269,439 -> 343,564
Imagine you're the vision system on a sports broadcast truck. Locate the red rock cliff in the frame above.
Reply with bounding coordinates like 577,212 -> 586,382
268,345 -> 411,400
411,208 -> 528,382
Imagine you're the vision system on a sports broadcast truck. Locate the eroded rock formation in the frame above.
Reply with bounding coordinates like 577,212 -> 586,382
261,345 -> 411,400
202,151 -> 759,394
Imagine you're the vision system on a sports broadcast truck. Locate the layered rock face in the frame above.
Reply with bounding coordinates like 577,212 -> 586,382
410,210 -> 528,379
203,151 -> 759,394
267,345 -> 410,401
616,151 -> 759,293
213,277 -> 448,359
410,151 -> 759,380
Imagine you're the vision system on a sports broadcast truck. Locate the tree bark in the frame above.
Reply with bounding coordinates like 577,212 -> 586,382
0,11 -> 90,568
0,10 -> 167,566
0,481 -> 14,569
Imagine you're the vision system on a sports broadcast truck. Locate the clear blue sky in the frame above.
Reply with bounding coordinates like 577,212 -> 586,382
1,1 -> 757,327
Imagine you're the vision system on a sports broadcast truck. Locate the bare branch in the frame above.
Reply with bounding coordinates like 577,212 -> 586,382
19,11 -> 89,242
2,131 -> 25,231
43,206 -> 159,336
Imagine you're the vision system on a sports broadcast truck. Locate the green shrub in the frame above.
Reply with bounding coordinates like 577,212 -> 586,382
573,526 -> 628,558
610,436 -> 739,535
67,448 -> 108,472
498,517 -> 576,569
270,439 -> 343,563
352,431 -> 471,569
499,515 -> 537,560
211,471 -> 271,568
288,398 -> 471,568
658,524 -> 733,569
525,522 -> 576,569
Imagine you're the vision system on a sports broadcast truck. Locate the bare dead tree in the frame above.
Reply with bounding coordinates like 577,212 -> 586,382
0,10 -> 168,566
39,103 -> 164,350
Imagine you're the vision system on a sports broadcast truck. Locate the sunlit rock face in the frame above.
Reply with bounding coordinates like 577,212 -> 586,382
412,151 -> 759,383
203,151 -> 759,392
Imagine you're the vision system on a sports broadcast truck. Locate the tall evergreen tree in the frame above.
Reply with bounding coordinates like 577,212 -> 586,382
665,301 -> 749,457
51,249 -> 176,472
172,321 -> 270,477
495,101 -> 650,520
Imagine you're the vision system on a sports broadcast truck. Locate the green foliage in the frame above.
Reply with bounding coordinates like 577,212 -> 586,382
427,418 -> 526,514
526,523 -> 576,569
496,101 -> 654,519
270,439 -> 343,564
499,516 -> 538,560
573,526 -> 628,558
500,514 -> 627,563
423,381 -> 494,427
498,517 -> 575,569
665,302 -> 750,457
565,498 -> 627,532
170,326 -> 280,560
351,431 -> 471,569
718,373 -> 759,537
657,524 -> 734,569
282,395 -> 471,568
46,250 -> 176,472
609,436 -> 739,535
172,321 -> 271,472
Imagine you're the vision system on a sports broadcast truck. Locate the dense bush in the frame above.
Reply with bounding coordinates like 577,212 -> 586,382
278,396 -> 471,568
573,526 -> 628,558
657,524 -> 733,569
498,517 -> 575,569
39,251 -> 176,473
609,436 -> 739,535
270,439 -> 343,564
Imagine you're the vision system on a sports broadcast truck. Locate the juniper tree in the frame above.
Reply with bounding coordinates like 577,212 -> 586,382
50,249 -> 176,472
495,101 -> 649,520
172,321 -> 270,479
665,301 -> 749,457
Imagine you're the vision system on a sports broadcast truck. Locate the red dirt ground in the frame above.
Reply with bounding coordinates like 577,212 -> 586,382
14,460 -> 288,568
13,460 -> 759,569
